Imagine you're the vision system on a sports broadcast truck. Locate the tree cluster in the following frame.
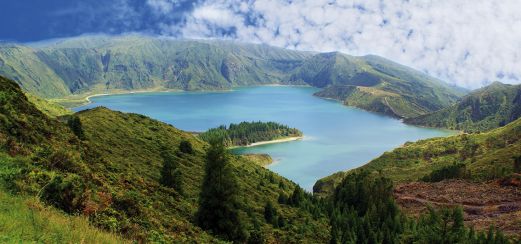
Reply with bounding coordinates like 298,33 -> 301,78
199,121 -> 302,147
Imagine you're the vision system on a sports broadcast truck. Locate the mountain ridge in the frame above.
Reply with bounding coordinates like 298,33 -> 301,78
0,35 -> 463,118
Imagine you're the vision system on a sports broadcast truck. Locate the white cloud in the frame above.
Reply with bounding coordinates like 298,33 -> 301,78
147,0 -> 176,14
170,0 -> 521,89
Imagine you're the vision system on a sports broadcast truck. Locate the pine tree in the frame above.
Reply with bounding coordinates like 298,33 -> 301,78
196,140 -> 246,242
160,150 -> 183,194
264,201 -> 276,225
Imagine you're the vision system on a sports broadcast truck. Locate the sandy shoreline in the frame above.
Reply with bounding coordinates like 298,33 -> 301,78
59,88 -> 181,108
230,136 -> 303,149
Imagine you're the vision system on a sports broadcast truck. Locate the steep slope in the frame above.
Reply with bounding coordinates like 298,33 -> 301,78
0,35 -> 312,98
0,35 -> 463,120
0,155 -> 126,243
0,76 -> 329,243
303,53 -> 463,118
405,82 -> 521,132
24,92 -> 72,117
0,45 -> 70,97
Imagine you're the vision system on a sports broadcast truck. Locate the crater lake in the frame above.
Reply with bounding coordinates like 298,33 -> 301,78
75,86 -> 454,190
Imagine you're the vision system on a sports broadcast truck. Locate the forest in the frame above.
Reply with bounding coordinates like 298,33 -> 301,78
199,121 -> 303,147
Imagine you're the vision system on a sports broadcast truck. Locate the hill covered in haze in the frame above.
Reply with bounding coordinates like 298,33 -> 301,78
0,35 -> 463,118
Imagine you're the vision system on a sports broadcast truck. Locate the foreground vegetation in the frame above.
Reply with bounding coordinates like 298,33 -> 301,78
328,171 -> 510,243
0,155 -> 126,243
199,121 -> 302,147
0,75 -> 328,242
1,74 -> 517,242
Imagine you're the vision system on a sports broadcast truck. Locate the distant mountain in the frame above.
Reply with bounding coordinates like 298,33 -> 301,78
405,82 -> 521,132
307,54 -> 464,118
0,35 -> 312,98
0,35 -> 463,118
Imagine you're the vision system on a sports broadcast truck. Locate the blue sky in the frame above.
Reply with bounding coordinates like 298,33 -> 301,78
1,0 -> 520,89
0,0 -> 197,42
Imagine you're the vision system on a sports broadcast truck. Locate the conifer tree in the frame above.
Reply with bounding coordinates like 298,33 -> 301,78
160,150 -> 183,194
196,140 -> 246,242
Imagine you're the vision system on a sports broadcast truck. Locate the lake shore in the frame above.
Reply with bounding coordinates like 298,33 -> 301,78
229,136 -> 303,149
53,87 -> 181,108
57,84 -> 313,109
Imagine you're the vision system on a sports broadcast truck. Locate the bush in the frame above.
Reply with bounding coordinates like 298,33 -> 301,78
179,140 -> 194,154
41,174 -> 86,213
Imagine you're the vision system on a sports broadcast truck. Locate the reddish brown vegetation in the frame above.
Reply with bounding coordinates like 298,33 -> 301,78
394,180 -> 521,237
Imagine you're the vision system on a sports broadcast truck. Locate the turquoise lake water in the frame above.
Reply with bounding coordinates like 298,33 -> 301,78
75,86 -> 453,191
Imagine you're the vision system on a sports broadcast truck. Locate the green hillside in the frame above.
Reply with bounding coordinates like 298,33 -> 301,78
0,156 -> 126,243
314,117 -> 521,195
304,53 -> 463,118
1,75 -> 516,242
0,35 -> 311,98
0,35 -> 462,119
405,82 -> 521,132
25,92 -> 72,117
0,75 -> 328,243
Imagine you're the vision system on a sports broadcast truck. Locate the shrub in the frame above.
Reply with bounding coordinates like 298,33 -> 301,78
41,174 -> 86,213
179,140 -> 194,154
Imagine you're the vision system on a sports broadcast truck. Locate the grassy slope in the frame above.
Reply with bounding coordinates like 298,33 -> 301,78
0,75 -> 329,243
314,118 -> 521,196
0,35 -> 311,98
77,107 -> 328,242
405,82 -> 521,132
0,45 -> 70,97
0,155 -> 126,243
305,53 -> 463,118
25,92 -> 72,117
241,154 -> 273,167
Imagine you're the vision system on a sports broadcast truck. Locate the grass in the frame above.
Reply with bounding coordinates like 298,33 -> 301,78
315,117 -> 521,195
406,82 -> 521,132
0,154 -> 126,243
0,190 -> 127,243
25,92 -> 72,117
1,75 -> 329,242
241,154 -> 273,167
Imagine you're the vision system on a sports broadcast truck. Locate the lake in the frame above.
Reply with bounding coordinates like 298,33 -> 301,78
75,86 -> 453,191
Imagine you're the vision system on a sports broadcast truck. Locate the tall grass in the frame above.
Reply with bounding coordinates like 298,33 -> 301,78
0,189 -> 127,243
